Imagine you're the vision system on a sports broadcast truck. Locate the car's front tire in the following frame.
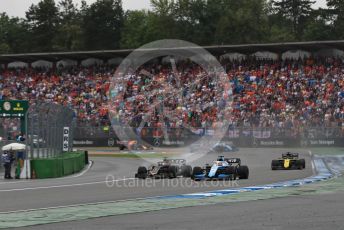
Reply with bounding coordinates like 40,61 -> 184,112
191,166 -> 203,180
271,160 -> 279,170
136,166 -> 147,179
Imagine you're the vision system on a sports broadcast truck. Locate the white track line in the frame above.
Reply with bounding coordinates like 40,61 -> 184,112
63,160 -> 93,179
0,178 -> 135,192
0,180 -> 32,185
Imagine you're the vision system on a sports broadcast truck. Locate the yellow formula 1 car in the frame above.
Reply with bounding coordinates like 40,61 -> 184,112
271,152 -> 305,170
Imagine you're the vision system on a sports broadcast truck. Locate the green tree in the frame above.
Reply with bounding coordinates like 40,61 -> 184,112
25,0 -> 59,52
213,0 -> 270,44
272,0 -> 315,39
327,0 -> 344,39
148,0 -> 180,41
172,0 -> 206,43
164,0 -> 270,45
54,0 -> 83,51
302,9 -> 333,41
82,0 -> 123,50
120,10 -> 149,48
185,0 -> 222,45
0,13 -> 30,54
266,1 -> 296,42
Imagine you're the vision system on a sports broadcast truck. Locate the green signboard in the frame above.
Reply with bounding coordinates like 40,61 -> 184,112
0,100 -> 29,118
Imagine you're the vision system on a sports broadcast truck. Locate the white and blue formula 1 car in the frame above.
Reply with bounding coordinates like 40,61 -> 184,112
191,156 -> 249,181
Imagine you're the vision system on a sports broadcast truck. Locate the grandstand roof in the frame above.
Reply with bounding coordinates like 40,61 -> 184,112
1,40 -> 344,64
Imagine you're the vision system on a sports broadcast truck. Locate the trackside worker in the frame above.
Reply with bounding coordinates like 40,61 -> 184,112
1,151 -> 14,179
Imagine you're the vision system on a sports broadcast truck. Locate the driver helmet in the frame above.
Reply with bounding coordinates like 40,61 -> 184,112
217,156 -> 225,161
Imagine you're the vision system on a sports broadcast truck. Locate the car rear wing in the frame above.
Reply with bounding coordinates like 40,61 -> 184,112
163,159 -> 186,165
225,158 -> 241,165
282,153 -> 299,159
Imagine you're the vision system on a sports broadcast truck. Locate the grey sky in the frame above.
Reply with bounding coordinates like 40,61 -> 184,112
0,0 -> 327,18
0,0 -> 152,18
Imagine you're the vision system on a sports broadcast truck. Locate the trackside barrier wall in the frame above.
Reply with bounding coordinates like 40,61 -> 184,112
74,126 -> 344,148
73,137 -> 344,148
30,152 -> 88,179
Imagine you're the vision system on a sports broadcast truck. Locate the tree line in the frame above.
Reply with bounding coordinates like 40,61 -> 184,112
0,0 -> 343,54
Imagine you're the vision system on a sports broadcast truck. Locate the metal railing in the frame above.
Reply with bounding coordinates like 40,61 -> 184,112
26,103 -> 75,159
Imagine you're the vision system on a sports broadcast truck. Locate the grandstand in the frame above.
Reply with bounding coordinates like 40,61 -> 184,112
0,41 -> 343,144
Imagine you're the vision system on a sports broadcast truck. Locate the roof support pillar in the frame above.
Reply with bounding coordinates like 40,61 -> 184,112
1,63 -> 8,70
277,52 -> 282,61
52,61 -> 57,70
102,58 -> 108,65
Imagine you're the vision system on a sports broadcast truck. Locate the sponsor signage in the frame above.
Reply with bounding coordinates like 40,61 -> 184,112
73,138 -> 119,147
309,140 -> 335,145
258,140 -> 285,146
0,100 -> 29,118
73,140 -> 95,145
71,135 -> 344,148
302,139 -> 344,147
162,140 -> 185,146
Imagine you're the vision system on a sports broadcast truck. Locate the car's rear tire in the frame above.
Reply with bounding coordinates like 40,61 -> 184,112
237,165 -> 249,179
181,165 -> 192,177
271,160 -> 279,170
169,165 -> 178,179
136,166 -> 147,179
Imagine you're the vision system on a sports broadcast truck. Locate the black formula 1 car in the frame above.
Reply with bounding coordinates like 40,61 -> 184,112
135,158 -> 192,179
271,152 -> 306,170
192,156 -> 249,181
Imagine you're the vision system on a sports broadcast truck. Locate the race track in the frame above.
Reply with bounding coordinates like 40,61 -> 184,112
17,191 -> 344,230
0,148 -> 312,213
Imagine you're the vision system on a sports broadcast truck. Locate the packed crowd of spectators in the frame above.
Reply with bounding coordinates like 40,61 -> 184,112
1,56 -> 344,137
0,66 -> 112,127
226,57 -> 344,133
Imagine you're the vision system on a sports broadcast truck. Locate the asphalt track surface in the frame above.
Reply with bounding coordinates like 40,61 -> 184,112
0,148 -> 315,228
17,191 -> 344,230
0,148 -> 312,212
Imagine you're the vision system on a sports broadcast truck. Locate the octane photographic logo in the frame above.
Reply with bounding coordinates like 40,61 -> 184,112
105,174 -> 239,189
108,39 -> 232,164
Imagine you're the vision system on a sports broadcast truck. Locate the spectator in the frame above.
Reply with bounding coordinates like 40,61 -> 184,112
0,56 -> 343,135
